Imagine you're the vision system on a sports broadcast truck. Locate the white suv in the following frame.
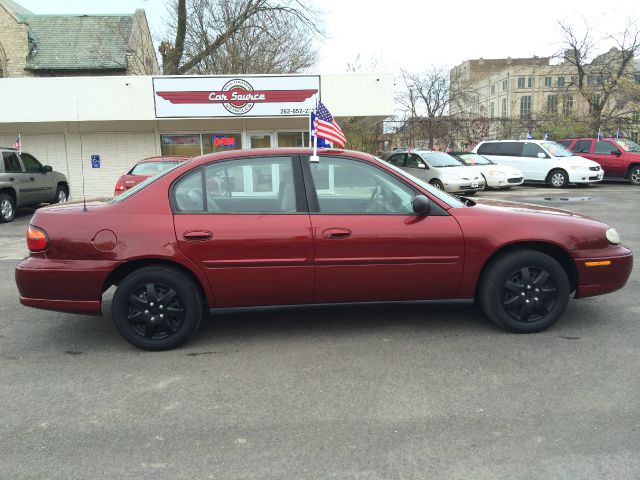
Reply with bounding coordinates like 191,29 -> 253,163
473,140 -> 603,188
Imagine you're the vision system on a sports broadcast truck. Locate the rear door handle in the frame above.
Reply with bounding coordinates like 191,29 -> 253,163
8,177 -> 14,181
322,227 -> 352,239
29,177 -> 34,181
183,230 -> 213,241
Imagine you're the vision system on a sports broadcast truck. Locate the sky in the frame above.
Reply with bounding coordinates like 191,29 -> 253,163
15,0 -> 640,74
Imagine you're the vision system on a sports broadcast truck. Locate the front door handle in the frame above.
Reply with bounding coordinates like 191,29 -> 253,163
30,177 -> 35,181
183,230 -> 213,241
8,177 -> 14,181
322,227 -> 352,239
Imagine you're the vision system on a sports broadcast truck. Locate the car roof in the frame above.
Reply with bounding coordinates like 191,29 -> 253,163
479,139 -> 550,144
136,156 -> 190,164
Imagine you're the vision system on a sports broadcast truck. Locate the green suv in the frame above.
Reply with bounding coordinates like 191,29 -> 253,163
0,148 -> 69,223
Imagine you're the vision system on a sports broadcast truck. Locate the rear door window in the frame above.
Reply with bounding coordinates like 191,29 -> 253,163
477,143 -> 498,155
572,140 -> 592,153
495,142 -> 523,156
2,152 -> 23,173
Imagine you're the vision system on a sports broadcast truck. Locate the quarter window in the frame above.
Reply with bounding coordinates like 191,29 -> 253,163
309,157 -> 414,214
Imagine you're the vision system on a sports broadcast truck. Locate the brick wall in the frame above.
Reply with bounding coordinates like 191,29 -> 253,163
0,5 -> 32,77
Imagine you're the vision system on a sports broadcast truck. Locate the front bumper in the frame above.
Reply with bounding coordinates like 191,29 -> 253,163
486,175 -> 524,188
15,257 -> 119,315
569,169 -> 604,184
574,248 -> 633,298
443,178 -> 485,194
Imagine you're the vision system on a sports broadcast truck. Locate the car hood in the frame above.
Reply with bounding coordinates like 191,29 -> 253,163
438,165 -> 482,179
469,164 -> 523,176
567,155 -> 602,167
469,197 -> 595,220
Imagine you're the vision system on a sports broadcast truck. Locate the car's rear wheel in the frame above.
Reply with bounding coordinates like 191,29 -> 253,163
111,266 -> 203,350
628,165 -> 640,185
479,250 -> 570,333
53,185 -> 68,203
430,179 -> 444,190
547,169 -> 569,188
0,193 -> 16,223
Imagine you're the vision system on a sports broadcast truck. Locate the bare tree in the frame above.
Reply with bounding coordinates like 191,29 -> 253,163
559,20 -> 640,132
159,0 -> 323,75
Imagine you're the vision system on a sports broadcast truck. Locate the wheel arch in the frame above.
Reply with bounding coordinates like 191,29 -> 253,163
0,186 -> 17,204
102,258 -> 211,307
475,241 -> 578,300
626,163 -> 640,180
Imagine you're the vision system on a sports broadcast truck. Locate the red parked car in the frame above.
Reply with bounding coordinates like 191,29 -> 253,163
114,156 -> 189,195
557,137 -> 640,185
15,148 -> 633,350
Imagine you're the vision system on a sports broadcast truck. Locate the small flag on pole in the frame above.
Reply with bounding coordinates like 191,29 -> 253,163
446,142 -> 452,153
597,128 -> 601,142
314,102 -> 346,148
526,131 -> 534,140
543,132 -> 549,140
616,127 -> 622,139
309,111 -> 332,148
13,134 -> 21,154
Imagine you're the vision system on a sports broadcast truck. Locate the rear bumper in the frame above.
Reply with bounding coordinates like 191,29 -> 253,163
574,248 -> 633,298
15,257 -> 119,315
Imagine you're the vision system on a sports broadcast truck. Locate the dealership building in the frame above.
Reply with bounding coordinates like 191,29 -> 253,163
0,73 -> 393,198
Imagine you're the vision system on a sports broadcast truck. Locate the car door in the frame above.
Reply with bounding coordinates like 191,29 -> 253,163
303,154 -> 465,303
172,154 -> 314,307
521,142 -> 550,181
19,153 -> 55,204
592,140 -> 625,177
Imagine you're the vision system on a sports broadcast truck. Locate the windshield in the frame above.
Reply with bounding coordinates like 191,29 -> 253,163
130,161 -> 181,175
372,156 -> 465,208
540,141 -> 575,157
454,153 -> 494,166
110,161 -> 184,203
613,139 -> 640,152
422,152 -> 463,167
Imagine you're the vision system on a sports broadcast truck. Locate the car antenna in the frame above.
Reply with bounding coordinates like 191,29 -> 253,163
76,100 -> 88,212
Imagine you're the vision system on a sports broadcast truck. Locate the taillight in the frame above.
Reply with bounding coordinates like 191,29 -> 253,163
114,177 -> 126,195
27,225 -> 48,252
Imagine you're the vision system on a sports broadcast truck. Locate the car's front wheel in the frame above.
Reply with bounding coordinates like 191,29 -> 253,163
0,193 -> 16,223
111,266 -> 203,350
547,169 -> 569,188
430,179 -> 444,190
479,250 -> 570,333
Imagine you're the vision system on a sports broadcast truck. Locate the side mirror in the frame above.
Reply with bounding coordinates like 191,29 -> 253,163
613,150 -> 622,156
43,165 -> 53,172
537,152 -> 546,159
412,195 -> 431,215
418,163 -> 427,169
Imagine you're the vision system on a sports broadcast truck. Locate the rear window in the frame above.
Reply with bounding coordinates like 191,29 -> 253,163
130,161 -> 179,175
572,140 -> 592,153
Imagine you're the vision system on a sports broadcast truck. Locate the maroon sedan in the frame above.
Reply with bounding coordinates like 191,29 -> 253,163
114,156 -> 188,195
16,148 -> 633,350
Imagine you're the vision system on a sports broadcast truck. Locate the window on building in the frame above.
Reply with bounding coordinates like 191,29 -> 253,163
544,76 -> 552,87
502,79 -> 508,91
491,84 -> 496,94
160,134 -> 202,156
490,102 -> 495,117
277,132 -> 306,147
502,98 -> 507,117
520,96 -> 532,118
546,95 -> 558,114
562,94 -> 573,116
557,76 -> 565,87
202,133 -> 242,154
589,94 -> 601,115
631,132 -> 639,143
527,77 -> 533,88
517,77 -> 525,88
632,112 -> 640,123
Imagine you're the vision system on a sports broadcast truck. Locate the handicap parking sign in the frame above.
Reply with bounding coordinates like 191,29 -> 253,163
91,155 -> 100,168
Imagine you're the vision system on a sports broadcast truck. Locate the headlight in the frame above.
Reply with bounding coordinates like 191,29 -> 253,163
570,165 -> 588,171
487,170 -> 505,176
606,228 -> 621,244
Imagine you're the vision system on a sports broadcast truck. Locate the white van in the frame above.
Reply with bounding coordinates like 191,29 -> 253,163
473,140 -> 604,188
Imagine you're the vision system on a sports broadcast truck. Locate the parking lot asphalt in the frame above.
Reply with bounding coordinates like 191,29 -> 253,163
1,183 -> 639,479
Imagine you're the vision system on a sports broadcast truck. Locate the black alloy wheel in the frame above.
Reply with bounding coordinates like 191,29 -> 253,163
479,250 -> 570,333
112,266 -> 203,350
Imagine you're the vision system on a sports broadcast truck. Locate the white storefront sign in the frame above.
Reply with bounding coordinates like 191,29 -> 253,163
153,75 -> 320,118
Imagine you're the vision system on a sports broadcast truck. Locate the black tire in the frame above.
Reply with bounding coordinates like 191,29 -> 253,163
479,250 -> 570,333
628,165 -> 640,185
464,191 -> 476,196
547,169 -> 569,188
430,179 -> 444,190
0,193 -> 16,223
53,184 -> 68,204
481,174 -> 489,190
111,266 -> 203,350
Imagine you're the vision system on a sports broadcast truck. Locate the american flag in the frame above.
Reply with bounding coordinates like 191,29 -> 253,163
13,134 -> 21,153
314,102 -> 346,148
